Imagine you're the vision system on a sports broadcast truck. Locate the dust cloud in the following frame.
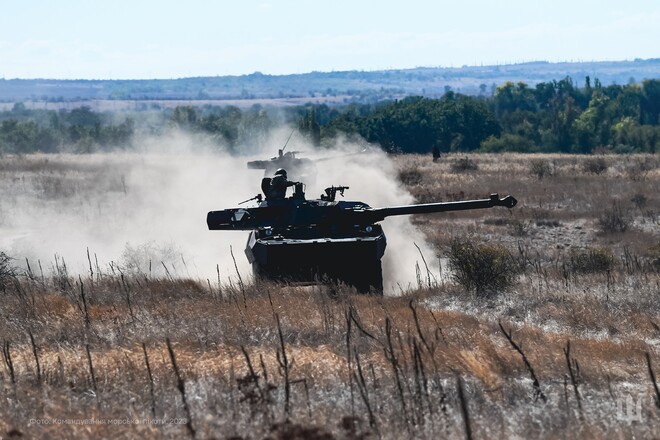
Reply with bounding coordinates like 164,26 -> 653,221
309,138 -> 441,293
0,128 -> 439,294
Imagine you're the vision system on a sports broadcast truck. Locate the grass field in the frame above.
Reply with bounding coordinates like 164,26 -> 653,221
0,152 -> 659,439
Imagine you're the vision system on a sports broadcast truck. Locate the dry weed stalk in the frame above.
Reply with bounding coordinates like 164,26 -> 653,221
275,313 -> 292,417
238,345 -> 275,422
28,330 -> 42,385
78,276 -> 91,329
345,307 -> 356,417
563,340 -> 584,421
85,344 -> 97,393
142,343 -> 156,418
230,245 -> 247,310
166,338 -> 196,438
498,322 -> 546,403
86,247 -> 94,282
384,318 -> 410,432
120,273 -> 136,323
645,352 -> 660,409
456,375 -> 473,440
352,349 -> 379,435
2,340 -> 16,385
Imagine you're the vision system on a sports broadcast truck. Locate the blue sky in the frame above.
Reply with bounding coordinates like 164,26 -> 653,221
1,0 -> 659,79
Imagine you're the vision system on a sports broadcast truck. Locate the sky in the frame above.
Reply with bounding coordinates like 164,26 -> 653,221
1,0 -> 659,79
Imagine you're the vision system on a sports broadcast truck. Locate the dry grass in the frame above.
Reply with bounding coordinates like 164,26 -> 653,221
0,270 -> 658,438
0,152 -> 659,439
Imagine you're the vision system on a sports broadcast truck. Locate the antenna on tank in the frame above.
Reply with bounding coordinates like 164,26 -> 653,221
281,129 -> 296,154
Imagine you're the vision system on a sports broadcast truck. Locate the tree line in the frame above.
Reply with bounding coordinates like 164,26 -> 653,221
1,77 -> 658,155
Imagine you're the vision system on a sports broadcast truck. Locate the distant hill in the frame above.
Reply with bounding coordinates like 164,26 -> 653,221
1,59 -> 659,107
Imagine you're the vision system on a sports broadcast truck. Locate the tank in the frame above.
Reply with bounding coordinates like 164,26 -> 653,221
207,183 -> 517,293
247,131 -> 314,179
247,143 -> 367,182
247,149 -> 315,178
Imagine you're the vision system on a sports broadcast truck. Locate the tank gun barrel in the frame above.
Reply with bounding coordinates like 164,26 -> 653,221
369,194 -> 516,222
207,193 -> 517,231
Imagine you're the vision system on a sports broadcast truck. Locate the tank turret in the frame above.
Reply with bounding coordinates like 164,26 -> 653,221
207,184 -> 517,293
247,132 -> 368,182
247,150 -> 315,176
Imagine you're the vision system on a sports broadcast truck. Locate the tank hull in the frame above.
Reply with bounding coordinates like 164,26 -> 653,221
208,192 -> 518,294
246,230 -> 386,293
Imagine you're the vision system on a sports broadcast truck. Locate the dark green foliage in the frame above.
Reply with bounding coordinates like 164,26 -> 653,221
529,159 -> 553,180
0,105 -> 135,154
448,238 -> 520,296
450,156 -> 479,172
397,167 -> 423,185
480,133 -> 538,152
298,108 -> 321,147
327,95 -> 500,153
641,79 -> 660,125
582,157 -> 609,174
219,77 -> 660,154
568,247 -> 615,274
2,75 -> 660,154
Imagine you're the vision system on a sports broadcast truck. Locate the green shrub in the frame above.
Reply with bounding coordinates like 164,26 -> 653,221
529,159 -> 552,179
582,157 -> 608,175
480,133 -> 538,153
568,247 -> 615,274
450,156 -> 479,172
398,167 -> 423,185
448,238 -> 520,296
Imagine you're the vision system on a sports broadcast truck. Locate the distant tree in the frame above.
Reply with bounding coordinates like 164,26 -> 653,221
170,106 -> 198,128
572,91 -> 609,152
67,106 -> 100,127
299,109 -> 321,147
239,107 -> 273,152
641,79 -> 660,125
198,106 -> 241,148
480,133 -> 538,152
329,95 -> 499,153
494,82 -> 536,115
0,120 -> 39,153
11,102 -> 28,115
100,118 -> 135,148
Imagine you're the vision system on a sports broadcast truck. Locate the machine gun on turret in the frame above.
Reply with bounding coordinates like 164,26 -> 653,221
239,194 -> 263,205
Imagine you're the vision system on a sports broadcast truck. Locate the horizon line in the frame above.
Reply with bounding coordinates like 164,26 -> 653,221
2,57 -> 659,82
